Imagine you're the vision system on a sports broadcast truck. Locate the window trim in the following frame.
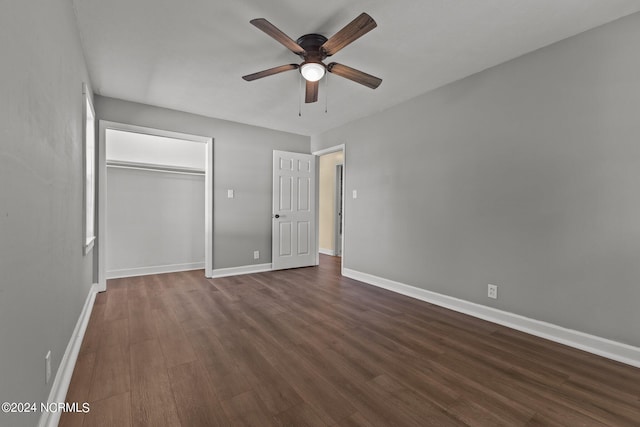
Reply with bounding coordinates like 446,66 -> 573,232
83,83 -> 96,255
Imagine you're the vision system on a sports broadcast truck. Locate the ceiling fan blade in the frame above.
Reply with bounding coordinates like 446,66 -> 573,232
321,13 -> 377,57
250,18 -> 306,56
305,80 -> 319,103
242,64 -> 299,81
327,63 -> 382,89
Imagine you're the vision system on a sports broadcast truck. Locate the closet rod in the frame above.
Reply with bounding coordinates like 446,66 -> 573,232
106,160 -> 205,176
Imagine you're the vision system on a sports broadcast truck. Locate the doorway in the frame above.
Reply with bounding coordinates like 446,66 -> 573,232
97,122 -> 213,290
314,145 -> 345,273
334,164 -> 343,257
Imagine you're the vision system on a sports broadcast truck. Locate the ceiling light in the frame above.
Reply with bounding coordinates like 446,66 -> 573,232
300,62 -> 325,82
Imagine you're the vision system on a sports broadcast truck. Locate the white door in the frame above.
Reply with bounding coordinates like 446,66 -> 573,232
272,150 -> 317,270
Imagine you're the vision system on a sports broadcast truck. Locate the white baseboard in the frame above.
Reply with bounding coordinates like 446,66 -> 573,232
38,283 -> 100,427
106,262 -> 205,279
210,263 -> 272,278
319,248 -> 335,256
343,268 -> 640,369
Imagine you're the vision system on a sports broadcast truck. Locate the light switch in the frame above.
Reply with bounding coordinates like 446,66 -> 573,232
227,189 -> 234,199
352,190 -> 358,199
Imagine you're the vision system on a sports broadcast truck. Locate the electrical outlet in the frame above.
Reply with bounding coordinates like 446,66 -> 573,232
352,190 -> 358,199
488,284 -> 498,299
227,189 -> 234,199
45,350 -> 51,384
253,250 -> 259,260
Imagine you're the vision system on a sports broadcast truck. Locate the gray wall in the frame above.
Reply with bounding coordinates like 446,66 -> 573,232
0,1 -> 94,426
106,168 -> 205,275
312,12 -> 640,348
95,96 -> 310,269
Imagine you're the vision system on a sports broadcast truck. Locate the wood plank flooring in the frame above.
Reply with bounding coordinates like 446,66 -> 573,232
60,255 -> 640,426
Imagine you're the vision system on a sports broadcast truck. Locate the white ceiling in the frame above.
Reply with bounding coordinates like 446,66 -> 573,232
72,0 -> 640,136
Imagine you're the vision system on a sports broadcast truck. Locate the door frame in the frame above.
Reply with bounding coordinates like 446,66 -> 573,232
97,121 -> 214,291
312,144 -> 346,275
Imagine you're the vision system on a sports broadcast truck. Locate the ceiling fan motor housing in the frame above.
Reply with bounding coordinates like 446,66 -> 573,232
297,33 -> 328,65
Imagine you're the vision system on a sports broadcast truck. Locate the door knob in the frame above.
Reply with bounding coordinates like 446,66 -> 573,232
274,214 -> 280,218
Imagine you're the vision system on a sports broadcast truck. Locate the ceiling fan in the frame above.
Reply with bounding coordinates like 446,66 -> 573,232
242,13 -> 382,103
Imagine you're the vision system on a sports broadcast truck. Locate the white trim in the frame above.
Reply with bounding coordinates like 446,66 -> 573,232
319,248 -> 335,256
315,154 -> 320,267
83,83 -> 96,256
106,262 -> 205,279
97,121 -> 107,292
204,138 -> 213,278
210,263 -> 272,278
98,121 -> 214,289
312,144 -> 346,276
343,268 -> 640,369
38,283 -> 100,427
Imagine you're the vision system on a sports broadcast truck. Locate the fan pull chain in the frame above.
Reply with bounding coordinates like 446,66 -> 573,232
298,74 -> 303,117
324,73 -> 329,114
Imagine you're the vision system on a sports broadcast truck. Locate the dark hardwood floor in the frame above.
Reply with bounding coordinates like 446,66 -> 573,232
60,255 -> 640,426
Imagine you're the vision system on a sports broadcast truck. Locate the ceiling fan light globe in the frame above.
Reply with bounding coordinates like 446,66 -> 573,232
300,63 -> 325,82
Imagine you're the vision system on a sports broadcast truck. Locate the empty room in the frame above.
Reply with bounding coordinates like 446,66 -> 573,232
2,1 -> 640,426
